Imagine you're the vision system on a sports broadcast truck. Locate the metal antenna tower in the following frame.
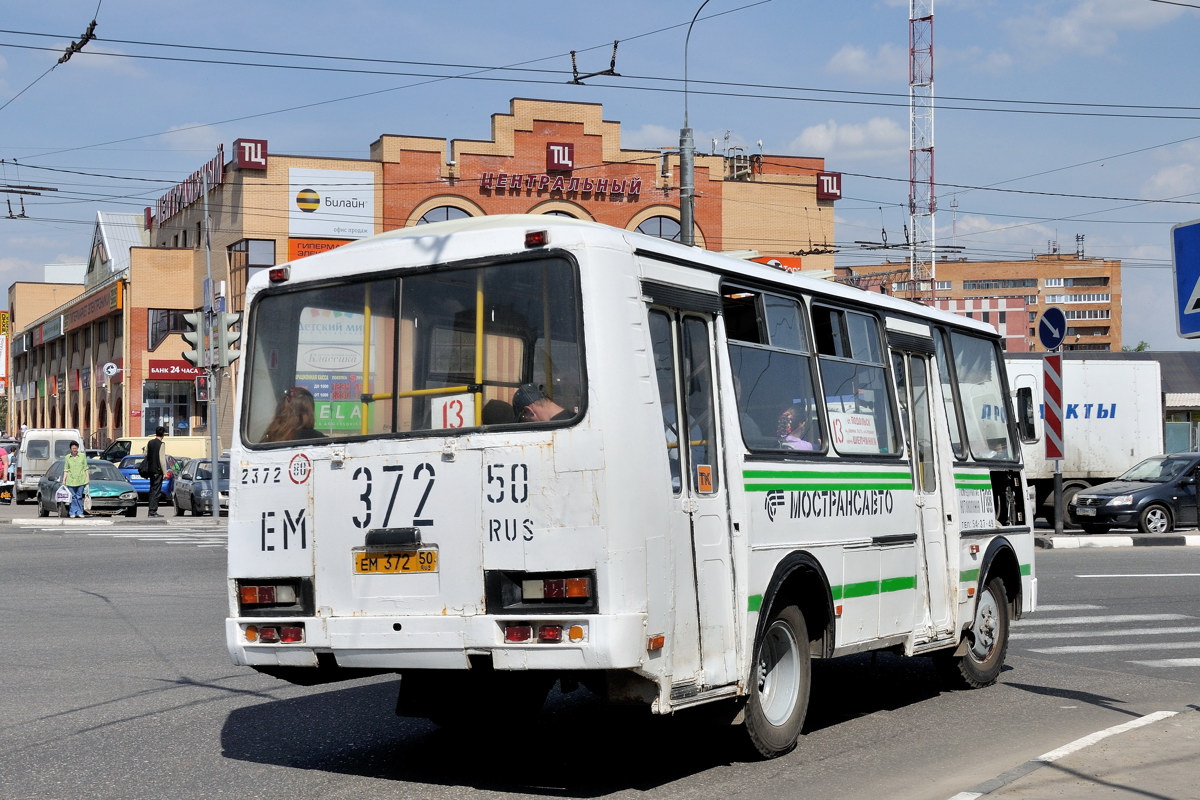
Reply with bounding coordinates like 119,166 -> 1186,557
909,0 -> 935,301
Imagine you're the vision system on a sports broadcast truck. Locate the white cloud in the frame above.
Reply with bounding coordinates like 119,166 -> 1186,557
621,124 -> 680,151
1143,141 -> 1200,200
1014,0 -> 1182,56
787,117 -> 907,161
826,43 -> 906,81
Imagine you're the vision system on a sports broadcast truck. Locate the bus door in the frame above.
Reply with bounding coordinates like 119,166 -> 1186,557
649,306 -> 738,690
891,347 -> 955,640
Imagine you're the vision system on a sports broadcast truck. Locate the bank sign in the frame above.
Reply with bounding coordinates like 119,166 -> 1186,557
288,168 -> 375,240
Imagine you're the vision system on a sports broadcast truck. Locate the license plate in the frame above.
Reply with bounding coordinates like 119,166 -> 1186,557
1077,506 -> 1095,517
354,549 -> 438,574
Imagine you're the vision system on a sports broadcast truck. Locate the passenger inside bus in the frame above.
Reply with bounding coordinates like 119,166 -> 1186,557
776,405 -> 817,451
512,384 -> 572,422
261,386 -> 325,442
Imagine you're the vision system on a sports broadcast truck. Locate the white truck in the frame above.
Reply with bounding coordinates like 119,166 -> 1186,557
1005,358 -> 1163,523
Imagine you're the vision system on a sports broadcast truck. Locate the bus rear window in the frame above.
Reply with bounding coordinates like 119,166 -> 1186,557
242,257 -> 583,444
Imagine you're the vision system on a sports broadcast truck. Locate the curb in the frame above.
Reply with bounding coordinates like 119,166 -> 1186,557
6,516 -> 170,527
1036,533 -> 1200,549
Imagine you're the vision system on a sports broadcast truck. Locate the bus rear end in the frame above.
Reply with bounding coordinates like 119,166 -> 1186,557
226,221 -> 652,720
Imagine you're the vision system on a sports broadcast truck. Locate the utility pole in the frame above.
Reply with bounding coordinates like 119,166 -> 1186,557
679,0 -> 711,247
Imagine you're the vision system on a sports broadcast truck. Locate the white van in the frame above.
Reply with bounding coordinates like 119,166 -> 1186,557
16,428 -> 84,503
100,435 -> 211,465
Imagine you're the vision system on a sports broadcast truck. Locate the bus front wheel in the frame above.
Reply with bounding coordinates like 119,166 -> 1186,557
743,604 -> 810,758
938,576 -> 1009,688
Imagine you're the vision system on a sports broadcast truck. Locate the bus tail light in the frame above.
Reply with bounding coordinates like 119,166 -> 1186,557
525,230 -> 548,248
522,576 -> 590,601
502,622 -> 586,644
486,570 -> 597,614
268,266 -> 291,283
537,624 -> 563,643
504,624 -> 533,642
240,583 -> 298,606
243,624 -> 305,644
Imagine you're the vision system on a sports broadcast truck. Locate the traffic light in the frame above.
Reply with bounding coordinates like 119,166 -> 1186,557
217,311 -> 243,367
182,311 -> 206,367
195,374 -> 211,402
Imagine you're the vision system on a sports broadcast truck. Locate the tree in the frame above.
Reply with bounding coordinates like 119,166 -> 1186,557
1123,341 -> 1150,352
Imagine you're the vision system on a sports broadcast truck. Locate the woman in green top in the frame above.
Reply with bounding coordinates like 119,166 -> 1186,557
63,441 -> 90,518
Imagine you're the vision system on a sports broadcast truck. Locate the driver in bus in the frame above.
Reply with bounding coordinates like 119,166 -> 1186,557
512,383 -> 572,422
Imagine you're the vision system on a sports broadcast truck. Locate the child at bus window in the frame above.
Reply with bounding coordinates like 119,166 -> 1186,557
512,384 -> 572,422
262,386 -> 325,442
776,405 -> 816,451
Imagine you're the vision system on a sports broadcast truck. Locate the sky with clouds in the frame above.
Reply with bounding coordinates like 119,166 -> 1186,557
2,0 -> 1199,348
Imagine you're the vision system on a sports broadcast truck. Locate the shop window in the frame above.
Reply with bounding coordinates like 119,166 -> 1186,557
417,206 -> 470,225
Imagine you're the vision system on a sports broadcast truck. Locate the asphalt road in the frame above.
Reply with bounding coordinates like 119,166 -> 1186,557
1,509 -> 1196,800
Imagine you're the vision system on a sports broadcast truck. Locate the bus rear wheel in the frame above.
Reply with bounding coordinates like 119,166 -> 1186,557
743,604 -> 810,758
937,576 -> 1009,688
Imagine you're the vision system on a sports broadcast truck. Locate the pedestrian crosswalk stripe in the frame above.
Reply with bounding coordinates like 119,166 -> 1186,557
1028,641 -> 1200,654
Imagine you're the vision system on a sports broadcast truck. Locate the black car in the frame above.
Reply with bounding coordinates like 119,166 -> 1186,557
1068,453 -> 1200,534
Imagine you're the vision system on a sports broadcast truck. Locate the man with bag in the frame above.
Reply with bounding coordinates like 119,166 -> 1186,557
142,427 -> 170,518
63,441 -> 90,519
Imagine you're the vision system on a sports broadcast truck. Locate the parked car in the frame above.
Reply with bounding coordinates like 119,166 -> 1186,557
1068,452 -> 1200,534
36,458 -> 138,517
172,456 -> 231,516
116,454 -> 175,503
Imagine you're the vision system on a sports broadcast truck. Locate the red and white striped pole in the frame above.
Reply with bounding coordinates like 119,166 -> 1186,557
1044,353 -> 1065,533
1043,354 -> 1064,460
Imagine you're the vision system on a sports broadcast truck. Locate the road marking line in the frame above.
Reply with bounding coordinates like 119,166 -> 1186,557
946,711 -> 1179,800
1035,711 -> 1177,763
1029,641 -> 1200,654
1076,573 -> 1200,578
1012,625 -> 1200,640
1127,657 -> 1200,667
1014,613 -> 1191,626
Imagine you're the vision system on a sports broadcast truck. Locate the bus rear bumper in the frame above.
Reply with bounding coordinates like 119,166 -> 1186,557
226,612 -> 649,672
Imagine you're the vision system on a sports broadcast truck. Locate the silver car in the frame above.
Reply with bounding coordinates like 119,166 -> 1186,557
172,457 -> 231,516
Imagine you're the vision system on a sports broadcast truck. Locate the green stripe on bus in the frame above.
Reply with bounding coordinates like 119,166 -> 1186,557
954,473 -> 993,489
1020,562 -> 1032,576
748,594 -> 763,612
960,568 -> 980,583
744,469 -> 913,493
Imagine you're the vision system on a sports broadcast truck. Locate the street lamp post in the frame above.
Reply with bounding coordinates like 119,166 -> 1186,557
680,0 -> 710,247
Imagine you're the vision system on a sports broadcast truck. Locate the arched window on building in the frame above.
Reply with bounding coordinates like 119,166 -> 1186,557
543,210 -> 576,218
636,216 -> 682,242
417,206 -> 470,225
98,400 -> 107,430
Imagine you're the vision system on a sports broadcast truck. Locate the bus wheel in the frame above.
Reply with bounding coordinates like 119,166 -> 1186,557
743,604 -> 810,758
939,577 -> 1009,689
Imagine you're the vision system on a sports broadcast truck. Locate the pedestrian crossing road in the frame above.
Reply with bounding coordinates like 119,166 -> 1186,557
1012,601 -> 1200,671
85,522 -> 228,548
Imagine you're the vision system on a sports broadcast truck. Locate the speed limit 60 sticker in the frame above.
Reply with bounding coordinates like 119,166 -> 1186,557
289,453 -> 313,484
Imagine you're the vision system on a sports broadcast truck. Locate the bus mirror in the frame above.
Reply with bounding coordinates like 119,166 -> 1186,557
1016,387 -> 1037,443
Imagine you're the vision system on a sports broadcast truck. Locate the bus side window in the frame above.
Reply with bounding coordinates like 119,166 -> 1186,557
722,287 -> 822,452
812,305 -> 900,456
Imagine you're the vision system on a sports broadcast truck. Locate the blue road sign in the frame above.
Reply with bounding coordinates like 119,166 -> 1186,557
1038,306 -> 1066,351
1172,219 -> 1200,339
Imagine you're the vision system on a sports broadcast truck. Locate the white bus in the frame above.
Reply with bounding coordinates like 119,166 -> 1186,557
226,215 -> 1037,757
